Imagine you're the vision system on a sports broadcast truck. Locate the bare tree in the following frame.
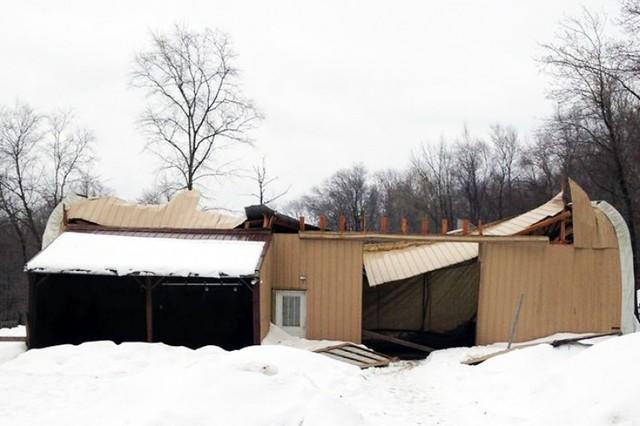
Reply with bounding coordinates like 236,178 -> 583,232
132,25 -> 260,192
489,124 -> 521,217
43,110 -> 95,209
411,140 -> 456,226
138,174 -> 179,204
0,102 -> 45,246
247,157 -> 290,205
293,164 -> 379,231
453,128 -> 490,223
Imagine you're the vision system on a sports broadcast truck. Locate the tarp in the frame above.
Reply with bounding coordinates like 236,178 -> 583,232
26,231 -> 265,278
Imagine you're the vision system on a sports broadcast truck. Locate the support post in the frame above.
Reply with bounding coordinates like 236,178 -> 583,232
441,218 -> 448,235
478,219 -> 483,236
145,279 -> 153,343
400,217 -> 408,234
338,215 -> 346,232
299,216 -> 305,231
380,216 -> 388,233
319,215 -> 326,231
421,217 -> 429,235
462,218 -> 469,235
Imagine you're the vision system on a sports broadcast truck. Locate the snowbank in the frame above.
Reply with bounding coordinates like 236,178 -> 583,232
0,332 -> 639,425
0,341 -> 365,426
262,323 -> 346,351
0,324 -> 25,337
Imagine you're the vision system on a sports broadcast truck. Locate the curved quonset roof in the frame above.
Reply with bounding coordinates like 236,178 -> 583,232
26,231 -> 265,278
364,192 -> 566,286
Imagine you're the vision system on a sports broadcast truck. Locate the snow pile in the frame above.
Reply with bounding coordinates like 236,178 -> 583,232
262,323 -> 346,351
25,231 -> 265,277
0,325 -> 26,364
0,341 -> 365,426
1,331 -> 639,425
0,324 -> 25,337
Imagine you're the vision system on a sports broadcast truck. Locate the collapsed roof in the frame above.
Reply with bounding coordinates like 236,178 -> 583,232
364,192 -> 566,286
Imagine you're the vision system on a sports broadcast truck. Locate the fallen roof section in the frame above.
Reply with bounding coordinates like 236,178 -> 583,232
25,231 -> 266,278
364,191 -> 565,286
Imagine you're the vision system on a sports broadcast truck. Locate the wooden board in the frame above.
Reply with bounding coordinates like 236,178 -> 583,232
314,343 -> 396,369
463,332 -> 620,365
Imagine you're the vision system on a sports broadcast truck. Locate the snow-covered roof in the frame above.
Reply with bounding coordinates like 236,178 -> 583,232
26,231 -> 265,278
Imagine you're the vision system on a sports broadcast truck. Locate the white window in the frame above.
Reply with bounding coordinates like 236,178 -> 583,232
274,290 -> 306,337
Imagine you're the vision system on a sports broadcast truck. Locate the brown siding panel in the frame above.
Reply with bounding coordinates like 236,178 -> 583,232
477,242 -> 621,344
264,234 -> 363,343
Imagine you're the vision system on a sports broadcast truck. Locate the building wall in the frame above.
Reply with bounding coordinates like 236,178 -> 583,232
259,234 -> 363,343
258,242 -> 274,341
476,242 -> 622,344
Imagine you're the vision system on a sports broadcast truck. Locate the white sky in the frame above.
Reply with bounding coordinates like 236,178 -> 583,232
0,0 -> 620,212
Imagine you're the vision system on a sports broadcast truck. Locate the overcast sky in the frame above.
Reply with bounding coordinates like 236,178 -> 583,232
0,0 -> 621,212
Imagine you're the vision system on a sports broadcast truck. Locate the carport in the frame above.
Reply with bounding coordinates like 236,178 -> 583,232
25,229 -> 269,350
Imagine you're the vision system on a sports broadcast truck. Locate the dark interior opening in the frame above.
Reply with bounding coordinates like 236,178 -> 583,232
28,274 -> 146,348
362,260 -> 480,359
154,282 -> 254,350
28,273 -> 255,350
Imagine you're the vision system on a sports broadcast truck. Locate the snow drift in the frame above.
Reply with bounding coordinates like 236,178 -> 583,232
0,331 -> 639,425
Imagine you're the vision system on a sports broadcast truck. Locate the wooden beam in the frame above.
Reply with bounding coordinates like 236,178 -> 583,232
362,329 -> 436,353
441,218 -> 448,235
299,216 -> 305,231
478,219 -> 483,236
0,336 -> 26,342
462,218 -> 469,236
319,215 -> 326,231
338,215 -> 346,232
516,210 -> 571,235
145,279 -> 153,343
380,216 -> 388,233
299,231 -> 549,243
400,217 -> 408,234
421,217 -> 429,235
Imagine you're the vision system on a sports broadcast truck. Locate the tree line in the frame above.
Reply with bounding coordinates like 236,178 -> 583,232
2,3 -> 640,325
289,4 -> 640,296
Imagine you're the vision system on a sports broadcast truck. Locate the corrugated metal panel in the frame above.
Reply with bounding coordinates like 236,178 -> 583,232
261,234 -> 363,343
364,192 -> 565,286
66,191 -> 245,230
476,243 -> 621,344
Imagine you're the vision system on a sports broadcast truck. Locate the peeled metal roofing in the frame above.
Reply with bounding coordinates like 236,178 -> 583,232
364,192 -> 565,286
66,191 -> 245,230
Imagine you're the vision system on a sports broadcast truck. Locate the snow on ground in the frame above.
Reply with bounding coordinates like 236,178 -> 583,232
0,325 -> 26,364
262,323 -> 346,351
0,324 -> 25,337
0,329 -> 639,425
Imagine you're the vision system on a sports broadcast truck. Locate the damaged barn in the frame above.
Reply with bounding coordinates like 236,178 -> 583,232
23,179 -> 639,357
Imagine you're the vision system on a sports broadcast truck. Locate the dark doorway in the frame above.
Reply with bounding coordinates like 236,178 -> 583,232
153,282 -> 254,350
28,274 -> 146,348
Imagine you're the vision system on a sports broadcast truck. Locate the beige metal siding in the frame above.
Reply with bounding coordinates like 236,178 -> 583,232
263,234 -> 363,343
476,243 -> 621,344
